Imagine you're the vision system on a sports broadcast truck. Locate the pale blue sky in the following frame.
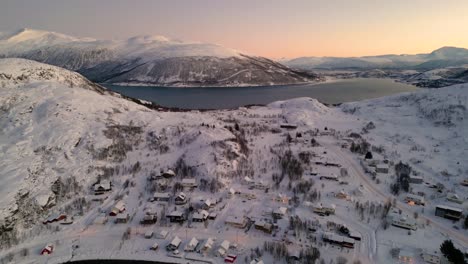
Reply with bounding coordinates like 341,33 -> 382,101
1,0 -> 467,58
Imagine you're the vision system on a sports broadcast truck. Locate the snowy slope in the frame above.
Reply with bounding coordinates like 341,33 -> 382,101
0,28 -> 319,86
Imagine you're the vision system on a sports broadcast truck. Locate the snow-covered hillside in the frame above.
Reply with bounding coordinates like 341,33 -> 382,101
0,59 -> 467,264
0,28 -> 320,86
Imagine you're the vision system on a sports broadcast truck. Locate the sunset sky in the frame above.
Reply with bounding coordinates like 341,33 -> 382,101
1,0 -> 468,58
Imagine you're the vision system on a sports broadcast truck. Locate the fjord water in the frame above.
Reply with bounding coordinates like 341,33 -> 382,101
104,78 -> 418,109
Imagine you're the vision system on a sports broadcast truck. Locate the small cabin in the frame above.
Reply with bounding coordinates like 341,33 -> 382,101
217,240 -> 230,256
141,214 -> 157,225
181,178 -> 198,188
167,211 -> 185,223
152,192 -> 171,202
435,205 -> 463,220
40,244 -> 54,255
161,169 -> 176,178
192,210 -> 209,222
156,230 -> 169,239
225,215 -> 248,228
144,230 -> 154,239
202,238 -> 214,252
166,236 -> 182,251
254,220 -> 273,234
150,242 -> 159,251
94,180 -> 112,195
273,207 -> 288,219
110,201 -> 126,216
405,193 -> 425,206
115,213 -> 129,224
375,164 -> 389,174
184,237 -> 199,252
399,250 -> 414,263
175,192 -> 188,205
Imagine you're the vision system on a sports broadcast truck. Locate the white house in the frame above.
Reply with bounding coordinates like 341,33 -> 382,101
156,230 -> 169,239
193,210 -> 209,222
110,201 -> 126,216
202,237 -> 215,252
184,237 -> 199,252
167,236 -> 182,251
273,207 -> 288,218
217,240 -> 230,256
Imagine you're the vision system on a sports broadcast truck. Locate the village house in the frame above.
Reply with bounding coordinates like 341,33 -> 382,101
166,211 -> 186,223
375,164 -> 389,174
435,205 -> 463,220
446,193 -> 464,204
109,201 -> 126,216
184,237 -> 199,252
141,213 -> 157,225
202,238 -> 215,253
405,193 -> 425,206
388,211 -> 418,231
175,192 -> 188,205
166,236 -> 182,251
217,240 -> 230,256
156,230 -> 169,239
181,178 -> 198,188
273,207 -> 288,219
40,244 -> 54,255
150,242 -> 159,251
322,232 -> 354,248
144,230 -> 153,239
192,210 -> 209,222
421,250 -> 442,264
115,213 -> 129,224
225,215 -> 248,228
202,198 -> 215,210
313,204 -> 336,216
208,212 -> 218,220
152,192 -> 171,202
409,175 -> 424,184
335,190 -> 350,200
399,250 -> 415,263
254,220 -> 273,234
161,169 -> 176,178
93,180 -> 112,195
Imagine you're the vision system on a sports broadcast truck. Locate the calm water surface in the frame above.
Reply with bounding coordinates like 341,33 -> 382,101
103,78 -> 419,109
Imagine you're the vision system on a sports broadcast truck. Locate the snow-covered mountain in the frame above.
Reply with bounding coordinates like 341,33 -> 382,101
0,28 -> 320,86
284,47 -> 468,71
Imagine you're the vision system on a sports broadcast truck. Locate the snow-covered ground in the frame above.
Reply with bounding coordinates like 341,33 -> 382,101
0,58 -> 467,264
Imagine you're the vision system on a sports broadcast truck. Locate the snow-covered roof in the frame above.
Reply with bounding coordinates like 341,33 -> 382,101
435,204 -> 463,212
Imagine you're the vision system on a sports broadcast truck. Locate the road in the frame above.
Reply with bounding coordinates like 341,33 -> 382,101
323,138 -> 468,248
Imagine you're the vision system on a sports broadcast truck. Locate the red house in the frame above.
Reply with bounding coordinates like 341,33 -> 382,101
41,244 -> 54,255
